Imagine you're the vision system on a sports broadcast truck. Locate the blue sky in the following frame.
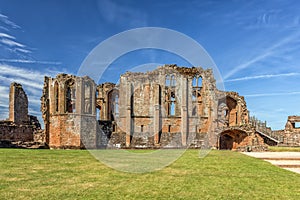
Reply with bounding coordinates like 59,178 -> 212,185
0,0 -> 300,130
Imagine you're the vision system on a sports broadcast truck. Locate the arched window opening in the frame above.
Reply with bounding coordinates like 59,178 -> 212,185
65,79 -> 76,113
192,76 -> 202,88
167,91 -> 176,116
197,77 -> 202,87
192,90 -> 197,101
108,90 -> 119,121
84,81 -> 92,114
170,75 -> 176,87
165,75 -> 170,86
54,81 -> 59,112
192,77 -> 197,87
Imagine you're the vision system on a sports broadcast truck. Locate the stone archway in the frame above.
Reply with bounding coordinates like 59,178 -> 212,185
219,129 -> 247,150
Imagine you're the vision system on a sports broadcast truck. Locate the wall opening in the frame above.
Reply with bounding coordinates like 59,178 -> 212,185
165,75 -> 170,86
293,122 -> 300,128
65,79 -> 76,113
84,81 -> 92,114
170,75 -> 176,87
54,81 -> 59,112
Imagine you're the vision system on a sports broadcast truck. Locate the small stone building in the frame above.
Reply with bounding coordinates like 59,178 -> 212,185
41,65 -> 269,150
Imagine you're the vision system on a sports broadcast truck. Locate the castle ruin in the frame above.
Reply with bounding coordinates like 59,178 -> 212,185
1,65 -> 298,150
41,65 -> 274,150
0,83 -> 42,148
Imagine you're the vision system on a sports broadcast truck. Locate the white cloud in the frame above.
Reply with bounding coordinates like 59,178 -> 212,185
224,32 -> 300,80
1,38 -> 25,48
16,48 -> 32,54
226,72 -> 300,82
245,91 -> 300,97
0,32 -> 15,39
0,64 -> 45,83
0,58 -> 61,65
0,13 -> 21,29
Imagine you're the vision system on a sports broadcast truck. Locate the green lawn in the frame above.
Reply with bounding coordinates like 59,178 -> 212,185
0,149 -> 299,200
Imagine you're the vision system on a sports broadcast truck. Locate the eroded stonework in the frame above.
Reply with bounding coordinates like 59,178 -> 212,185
0,83 -> 43,148
41,74 -> 97,149
274,116 -> 300,146
41,65 -> 282,151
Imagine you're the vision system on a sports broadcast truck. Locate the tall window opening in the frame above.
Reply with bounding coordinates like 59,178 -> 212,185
165,75 -> 170,86
54,81 -> 59,112
108,90 -> 119,121
65,79 -> 76,113
167,91 -> 176,116
84,81 -> 92,114
170,75 -> 176,87
192,76 -> 202,102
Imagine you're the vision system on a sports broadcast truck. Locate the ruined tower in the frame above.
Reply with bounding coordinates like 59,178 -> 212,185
9,82 -> 29,124
41,74 -> 97,149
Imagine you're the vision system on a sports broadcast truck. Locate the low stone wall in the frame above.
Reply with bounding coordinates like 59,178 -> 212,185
0,121 -> 34,142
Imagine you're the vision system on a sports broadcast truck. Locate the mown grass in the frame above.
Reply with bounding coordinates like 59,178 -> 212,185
0,149 -> 299,200
269,146 -> 300,152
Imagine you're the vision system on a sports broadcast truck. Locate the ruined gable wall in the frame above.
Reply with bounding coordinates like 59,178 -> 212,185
9,82 -> 28,124
117,65 -> 219,148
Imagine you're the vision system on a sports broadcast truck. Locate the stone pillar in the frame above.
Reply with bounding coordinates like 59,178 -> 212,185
9,82 -> 29,124
92,84 -> 96,115
125,82 -> 132,147
181,77 -> 188,146
77,78 -> 83,114
154,84 -> 160,144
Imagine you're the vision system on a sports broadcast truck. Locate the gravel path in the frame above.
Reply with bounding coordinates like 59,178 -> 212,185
242,152 -> 300,174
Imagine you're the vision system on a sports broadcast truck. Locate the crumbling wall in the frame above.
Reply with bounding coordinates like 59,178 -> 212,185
9,82 -> 29,124
41,74 -> 97,149
115,64 -> 219,148
280,116 -> 300,146
0,83 -> 43,148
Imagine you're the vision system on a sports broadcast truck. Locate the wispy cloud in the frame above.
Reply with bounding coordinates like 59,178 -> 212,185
224,32 -> 300,80
0,58 -> 61,65
0,32 -> 15,39
226,72 -> 300,82
245,91 -> 300,98
0,13 -> 21,29
1,38 -> 25,48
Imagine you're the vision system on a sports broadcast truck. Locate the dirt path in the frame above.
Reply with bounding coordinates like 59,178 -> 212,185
242,152 -> 300,174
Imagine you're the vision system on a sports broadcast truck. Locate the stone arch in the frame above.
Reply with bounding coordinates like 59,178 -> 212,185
65,78 -> 76,113
219,129 -> 247,150
226,96 -> 238,126
107,89 -> 119,121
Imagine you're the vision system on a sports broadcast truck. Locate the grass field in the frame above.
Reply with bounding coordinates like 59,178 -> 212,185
268,146 -> 300,152
0,149 -> 299,200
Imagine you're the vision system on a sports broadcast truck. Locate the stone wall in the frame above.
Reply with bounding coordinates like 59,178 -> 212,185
277,116 -> 300,146
9,82 -> 29,124
41,74 -> 97,149
40,65 -> 274,150
0,83 -> 43,148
